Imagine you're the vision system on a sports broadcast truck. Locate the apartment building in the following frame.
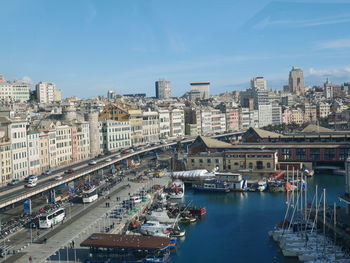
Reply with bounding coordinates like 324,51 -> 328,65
170,108 -> 185,137
27,131 -> 41,175
100,120 -> 131,151
142,110 -> 160,143
225,108 -> 240,132
55,123 -> 72,167
39,131 -> 50,172
0,135 -> 11,186
158,109 -> 170,139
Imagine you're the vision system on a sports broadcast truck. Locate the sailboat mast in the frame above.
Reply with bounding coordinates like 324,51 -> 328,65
334,202 -> 336,244
323,188 -> 326,236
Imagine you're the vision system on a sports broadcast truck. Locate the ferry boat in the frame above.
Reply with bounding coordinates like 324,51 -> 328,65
169,180 -> 185,199
192,179 -> 230,193
214,172 -> 247,191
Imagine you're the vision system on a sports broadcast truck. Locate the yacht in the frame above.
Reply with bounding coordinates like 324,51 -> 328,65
192,179 -> 230,193
140,221 -> 172,237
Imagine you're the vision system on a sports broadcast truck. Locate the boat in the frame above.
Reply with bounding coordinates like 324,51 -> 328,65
257,180 -> 267,192
192,179 -> 230,193
146,210 -> 177,224
169,180 -> 185,199
214,172 -> 247,191
168,226 -> 186,237
140,221 -> 172,237
179,216 -> 197,224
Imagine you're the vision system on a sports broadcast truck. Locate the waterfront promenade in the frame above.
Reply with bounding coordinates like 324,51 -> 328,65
2,176 -> 170,263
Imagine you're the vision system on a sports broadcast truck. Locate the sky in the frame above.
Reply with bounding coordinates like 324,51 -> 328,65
1,0 -> 350,97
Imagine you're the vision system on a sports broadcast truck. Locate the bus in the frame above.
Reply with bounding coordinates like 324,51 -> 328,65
39,208 -> 65,228
82,186 -> 98,203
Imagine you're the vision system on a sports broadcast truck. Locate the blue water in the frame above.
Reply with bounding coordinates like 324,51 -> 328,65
171,174 -> 345,263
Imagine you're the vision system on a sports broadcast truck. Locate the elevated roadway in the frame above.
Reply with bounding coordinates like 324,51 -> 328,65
0,131 -> 244,209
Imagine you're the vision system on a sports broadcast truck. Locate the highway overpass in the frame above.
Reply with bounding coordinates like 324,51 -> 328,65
0,131 -> 244,209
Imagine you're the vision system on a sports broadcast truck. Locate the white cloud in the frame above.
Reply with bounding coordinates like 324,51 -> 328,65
254,14 -> 350,29
22,76 -> 32,84
318,38 -> 350,49
308,66 -> 350,77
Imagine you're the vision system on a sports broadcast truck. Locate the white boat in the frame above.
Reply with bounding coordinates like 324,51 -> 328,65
257,180 -> 267,192
140,221 -> 172,237
169,180 -> 184,199
145,210 -> 177,224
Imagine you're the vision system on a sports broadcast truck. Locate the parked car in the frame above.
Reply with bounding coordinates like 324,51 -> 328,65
121,150 -> 130,154
105,158 -> 112,162
89,160 -> 97,165
8,179 -> 20,186
65,169 -> 75,174
97,154 -> 104,158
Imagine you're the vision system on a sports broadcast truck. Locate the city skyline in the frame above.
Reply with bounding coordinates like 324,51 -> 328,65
1,0 -> 350,97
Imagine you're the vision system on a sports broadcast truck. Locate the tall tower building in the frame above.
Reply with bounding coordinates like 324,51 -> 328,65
155,79 -> 171,99
36,82 -> 55,103
250,77 -> 267,90
190,81 -> 210,99
289,66 -> 304,94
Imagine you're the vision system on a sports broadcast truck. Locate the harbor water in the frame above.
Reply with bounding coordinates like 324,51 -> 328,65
171,173 -> 345,263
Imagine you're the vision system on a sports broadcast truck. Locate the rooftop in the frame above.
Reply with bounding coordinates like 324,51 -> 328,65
80,233 -> 170,250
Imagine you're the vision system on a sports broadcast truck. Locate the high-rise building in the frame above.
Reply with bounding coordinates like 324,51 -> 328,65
190,81 -> 210,99
107,90 -> 116,99
289,66 -> 304,94
36,82 -> 55,103
324,79 -> 334,99
155,79 -> 171,99
250,77 -> 267,90
253,88 -> 269,110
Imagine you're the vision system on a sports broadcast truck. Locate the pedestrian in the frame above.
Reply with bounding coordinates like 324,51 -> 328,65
44,237 -> 47,244
72,240 -> 75,248
29,256 -> 33,263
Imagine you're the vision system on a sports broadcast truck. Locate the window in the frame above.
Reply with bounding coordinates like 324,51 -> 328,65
248,162 -> 253,169
282,149 -> 291,160
310,148 -> 320,161
267,162 -> 271,169
324,149 -> 335,160
296,149 -> 306,160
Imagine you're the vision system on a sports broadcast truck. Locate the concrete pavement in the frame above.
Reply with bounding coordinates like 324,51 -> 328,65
4,176 -> 170,263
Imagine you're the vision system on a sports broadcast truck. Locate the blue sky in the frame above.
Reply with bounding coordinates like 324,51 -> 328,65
1,0 -> 350,97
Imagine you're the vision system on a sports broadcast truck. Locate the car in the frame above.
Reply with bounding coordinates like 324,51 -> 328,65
121,150 -> 129,154
115,154 -> 121,158
26,175 -> 38,183
8,179 -> 20,186
26,181 -> 37,188
105,151 -> 112,155
42,170 -> 52,175
105,158 -> 112,162
97,154 -> 104,158
65,169 -> 75,174
54,175 -> 63,181
89,160 -> 97,165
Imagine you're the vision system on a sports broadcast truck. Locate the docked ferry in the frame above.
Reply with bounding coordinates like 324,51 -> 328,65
192,179 -> 230,193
